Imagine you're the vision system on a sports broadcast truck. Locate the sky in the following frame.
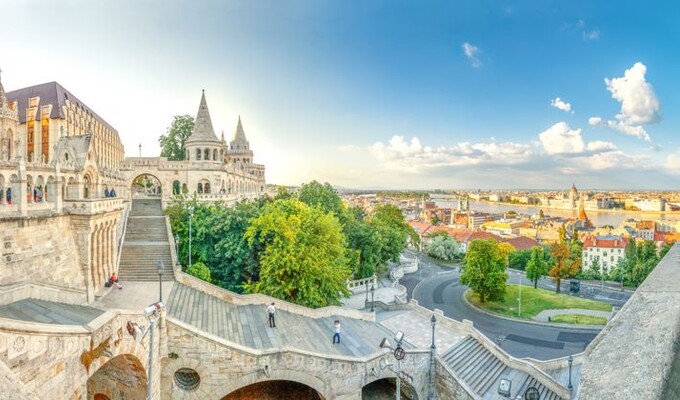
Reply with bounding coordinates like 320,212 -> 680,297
1,0 -> 680,190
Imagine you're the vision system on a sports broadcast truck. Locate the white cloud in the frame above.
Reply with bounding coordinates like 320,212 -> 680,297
461,42 -> 482,68
578,150 -> 649,170
551,97 -> 572,113
583,30 -> 600,41
369,135 -> 532,171
606,120 -> 650,141
539,122 -> 585,154
586,140 -> 617,152
588,117 -> 602,126
667,154 -> 680,172
603,62 -> 660,141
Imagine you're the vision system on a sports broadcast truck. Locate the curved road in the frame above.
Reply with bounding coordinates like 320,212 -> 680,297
400,252 -> 633,360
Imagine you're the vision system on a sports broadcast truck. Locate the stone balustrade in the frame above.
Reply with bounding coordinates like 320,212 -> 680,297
347,275 -> 377,294
64,197 -> 124,215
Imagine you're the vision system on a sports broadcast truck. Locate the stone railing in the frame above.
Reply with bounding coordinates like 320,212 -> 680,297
435,358 -> 480,400
175,272 -> 375,322
408,300 -> 572,399
347,275 -> 377,294
577,243 -> 680,399
0,281 -> 87,306
0,203 -> 19,216
64,197 -> 124,215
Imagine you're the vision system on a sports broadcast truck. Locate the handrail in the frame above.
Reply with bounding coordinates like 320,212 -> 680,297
115,201 -> 131,273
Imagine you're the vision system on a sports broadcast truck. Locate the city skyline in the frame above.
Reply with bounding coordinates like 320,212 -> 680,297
1,1 -> 679,189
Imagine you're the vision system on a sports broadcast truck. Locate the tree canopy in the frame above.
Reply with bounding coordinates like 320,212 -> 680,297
159,115 -> 194,161
427,235 -> 459,261
549,242 -> 579,293
461,239 -> 507,303
243,199 -> 351,308
525,246 -> 549,288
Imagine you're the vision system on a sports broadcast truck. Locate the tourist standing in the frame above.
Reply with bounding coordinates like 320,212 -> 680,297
267,302 -> 276,327
332,320 -> 341,344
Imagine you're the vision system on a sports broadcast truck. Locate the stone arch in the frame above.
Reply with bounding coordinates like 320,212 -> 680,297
46,175 -> 57,203
130,173 -> 162,198
213,149 -> 218,161
196,148 -> 202,161
362,377 -> 419,400
35,175 -> 45,202
87,353 -> 147,400
83,173 -> 93,199
172,180 -> 181,195
204,148 -> 210,161
217,369 -> 329,400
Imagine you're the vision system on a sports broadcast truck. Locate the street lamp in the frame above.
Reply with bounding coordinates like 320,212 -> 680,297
187,205 -> 194,267
365,281 -> 369,305
568,354 -> 573,390
518,272 -> 522,317
126,302 -> 164,400
138,143 -> 141,158
174,234 -> 180,266
379,331 -> 406,400
620,272 -> 625,291
430,314 -> 436,349
157,260 -> 164,302
370,284 -> 375,312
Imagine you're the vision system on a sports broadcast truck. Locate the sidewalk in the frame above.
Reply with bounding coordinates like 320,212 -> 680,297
93,280 -> 175,311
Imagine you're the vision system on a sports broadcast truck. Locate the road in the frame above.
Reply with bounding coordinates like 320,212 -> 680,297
400,252 -> 633,360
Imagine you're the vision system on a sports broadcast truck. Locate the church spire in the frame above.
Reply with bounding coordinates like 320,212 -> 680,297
186,90 -> 220,144
231,115 -> 250,150
0,67 -> 7,106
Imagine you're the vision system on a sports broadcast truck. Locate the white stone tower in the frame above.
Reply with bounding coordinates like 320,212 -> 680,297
227,116 -> 254,166
0,71 -> 19,161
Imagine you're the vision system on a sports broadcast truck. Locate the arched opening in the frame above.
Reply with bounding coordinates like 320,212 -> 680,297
221,380 -> 323,400
0,174 -> 5,204
46,176 -> 57,203
35,175 -> 45,202
196,148 -> 201,161
173,180 -> 181,195
213,149 -> 218,160
87,354 -> 147,400
362,378 -> 418,399
204,149 -> 209,160
26,175 -> 34,203
131,174 -> 162,198
197,183 -> 203,194
83,175 -> 92,199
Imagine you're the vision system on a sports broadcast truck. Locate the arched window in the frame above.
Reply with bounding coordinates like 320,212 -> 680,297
196,149 -> 201,160
213,149 -> 217,160
204,149 -> 209,160
197,183 -> 203,194
173,180 -> 181,195
204,182 -> 211,194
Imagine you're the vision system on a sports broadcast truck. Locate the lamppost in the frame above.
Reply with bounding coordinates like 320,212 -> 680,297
379,331 -> 405,400
370,284 -> 375,312
187,205 -> 194,267
157,260 -> 164,302
430,314 -> 436,349
126,302 -> 164,400
568,354 -> 574,390
518,272 -> 522,317
620,272 -> 625,291
138,143 -> 141,158
365,281 -> 369,305
174,234 -> 180,266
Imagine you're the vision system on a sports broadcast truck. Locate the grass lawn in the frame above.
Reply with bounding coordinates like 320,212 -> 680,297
465,284 -> 613,320
550,314 -> 608,325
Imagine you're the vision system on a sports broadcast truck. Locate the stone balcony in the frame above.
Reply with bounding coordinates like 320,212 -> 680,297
63,197 -> 124,215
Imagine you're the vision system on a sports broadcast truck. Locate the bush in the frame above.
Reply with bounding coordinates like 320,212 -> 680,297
186,261 -> 212,283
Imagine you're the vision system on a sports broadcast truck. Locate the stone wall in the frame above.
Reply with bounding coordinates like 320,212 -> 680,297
435,360 -> 478,400
0,214 -> 85,304
162,320 -> 431,400
577,243 -> 680,399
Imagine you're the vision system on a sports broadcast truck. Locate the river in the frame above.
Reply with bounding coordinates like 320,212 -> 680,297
433,200 -> 680,228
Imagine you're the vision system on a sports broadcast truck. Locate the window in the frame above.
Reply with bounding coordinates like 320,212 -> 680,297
196,149 -> 201,160
174,368 -> 200,391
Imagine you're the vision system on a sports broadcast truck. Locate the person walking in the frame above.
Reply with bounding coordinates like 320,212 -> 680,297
267,302 -> 276,327
332,320 -> 341,344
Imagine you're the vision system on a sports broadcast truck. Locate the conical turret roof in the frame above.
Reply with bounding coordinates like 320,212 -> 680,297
187,90 -> 220,144
232,115 -> 248,144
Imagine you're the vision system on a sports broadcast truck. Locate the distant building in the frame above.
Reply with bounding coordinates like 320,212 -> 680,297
582,235 -> 628,273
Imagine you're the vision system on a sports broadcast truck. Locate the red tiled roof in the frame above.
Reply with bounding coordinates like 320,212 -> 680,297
583,235 -> 628,249
502,236 -> 540,251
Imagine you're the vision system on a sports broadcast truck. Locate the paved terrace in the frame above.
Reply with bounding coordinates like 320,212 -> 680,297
0,298 -> 104,325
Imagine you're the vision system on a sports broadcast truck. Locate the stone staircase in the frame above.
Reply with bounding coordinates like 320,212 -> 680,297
442,336 -> 564,400
118,199 -> 174,281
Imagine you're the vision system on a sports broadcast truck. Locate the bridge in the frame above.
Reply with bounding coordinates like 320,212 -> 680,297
1,197 -> 640,400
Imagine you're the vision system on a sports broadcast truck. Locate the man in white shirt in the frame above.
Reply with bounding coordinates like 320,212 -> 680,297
267,302 -> 276,328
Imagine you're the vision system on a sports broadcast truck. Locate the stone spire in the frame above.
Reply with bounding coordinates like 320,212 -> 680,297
231,115 -> 250,150
186,90 -> 220,144
578,193 -> 589,221
0,67 -> 7,106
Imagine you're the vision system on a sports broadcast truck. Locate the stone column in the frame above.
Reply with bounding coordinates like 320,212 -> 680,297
54,161 -> 63,213
17,157 -> 28,216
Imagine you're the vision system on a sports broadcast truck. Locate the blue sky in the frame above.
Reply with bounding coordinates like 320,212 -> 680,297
1,0 -> 679,189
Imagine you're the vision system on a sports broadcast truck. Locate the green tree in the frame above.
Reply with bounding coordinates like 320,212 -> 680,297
186,261 -> 212,283
508,249 -> 532,270
623,238 -> 638,273
159,115 -> 194,161
660,241 -> 675,259
525,246 -> 549,288
369,204 -> 416,266
427,235 -> 459,261
461,239 -> 507,303
549,243 -> 578,293
558,223 -> 567,244
498,242 -> 516,267
244,199 -> 351,308
297,180 -> 343,216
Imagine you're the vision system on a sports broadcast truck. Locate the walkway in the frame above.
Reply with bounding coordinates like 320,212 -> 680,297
533,308 -> 611,323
